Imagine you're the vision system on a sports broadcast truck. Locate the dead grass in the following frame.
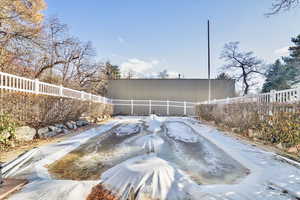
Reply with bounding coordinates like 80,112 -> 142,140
86,184 -> 119,200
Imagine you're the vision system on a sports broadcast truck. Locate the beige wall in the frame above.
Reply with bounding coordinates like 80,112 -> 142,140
107,79 -> 235,101
107,79 -> 235,116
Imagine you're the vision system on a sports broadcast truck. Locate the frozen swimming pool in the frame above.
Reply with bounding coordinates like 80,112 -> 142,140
47,117 -> 248,185
5,116 -> 300,200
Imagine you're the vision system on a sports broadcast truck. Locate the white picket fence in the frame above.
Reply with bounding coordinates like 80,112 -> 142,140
113,99 -> 197,116
1,71 -> 299,113
0,71 -> 111,104
200,87 -> 300,105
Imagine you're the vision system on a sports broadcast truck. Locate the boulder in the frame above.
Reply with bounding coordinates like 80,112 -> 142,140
49,125 -> 62,133
76,120 -> 89,127
62,128 -> 69,134
37,127 -> 50,138
40,131 -> 58,138
65,122 -> 75,129
55,124 -> 67,130
15,126 -> 36,141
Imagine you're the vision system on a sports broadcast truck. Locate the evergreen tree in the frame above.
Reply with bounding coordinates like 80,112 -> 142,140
216,72 -> 232,80
285,34 -> 300,65
262,34 -> 300,92
262,60 -> 294,92
283,34 -> 300,85
102,62 -> 121,80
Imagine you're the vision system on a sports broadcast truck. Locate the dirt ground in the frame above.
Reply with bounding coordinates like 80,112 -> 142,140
0,122 -> 106,163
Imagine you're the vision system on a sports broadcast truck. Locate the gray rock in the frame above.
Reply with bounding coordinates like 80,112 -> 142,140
76,120 -> 89,127
55,124 -> 67,130
65,122 -> 74,129
49,125 -> 62,133
15,126 -> 36,141
37,127 -> 50,138
40,131 -> 58,138
62,129 -> 69,134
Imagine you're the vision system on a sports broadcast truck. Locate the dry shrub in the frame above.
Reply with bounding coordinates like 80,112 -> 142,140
86,184 -> 118,200
197,102 -> 300,148
0,91 -> 113,129
257,104 -> 300,147
197,103 -> 260,132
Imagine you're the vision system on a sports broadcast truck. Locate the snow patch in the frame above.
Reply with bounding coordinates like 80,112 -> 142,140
146,115 -> 164,133
166,121 -> 199,143
9,180 -> 98,200
134,134 -> 164,153
114,123 -> 140,136
101,155 -> 175,200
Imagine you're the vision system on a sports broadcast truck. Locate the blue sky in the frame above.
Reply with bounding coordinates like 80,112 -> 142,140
45,0 -> 300,78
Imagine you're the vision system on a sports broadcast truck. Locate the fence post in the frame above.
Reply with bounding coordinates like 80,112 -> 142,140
184,101 -> 187,116
167,100 -> 169,116
34,79 -> 39,94
131,99 -> 134,115
59,85 -> 63,97
297,87 -> 300,101
270,90 -> 276,103
81,91 -> 84,100
149,100 -> 151,115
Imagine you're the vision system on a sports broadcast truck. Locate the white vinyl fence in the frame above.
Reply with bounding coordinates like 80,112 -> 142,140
112,99 -> 197,116
0,71 -> 111,104
200,88 -> 300,105
2,71 -> 299,116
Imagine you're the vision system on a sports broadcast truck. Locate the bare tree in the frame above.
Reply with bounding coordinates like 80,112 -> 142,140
29,18 -> 100,89
0,0 -> 46,74
220,42 -> 265,95
33,17 -> 80,79
267,0 -> 299,15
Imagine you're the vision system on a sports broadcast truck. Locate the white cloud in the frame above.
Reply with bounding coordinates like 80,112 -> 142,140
274,46 -> 290,57
120,58 -> 159,78
120,58 -> 179,79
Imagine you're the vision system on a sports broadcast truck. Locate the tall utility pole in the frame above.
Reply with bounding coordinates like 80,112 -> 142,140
207,20 -> 211,103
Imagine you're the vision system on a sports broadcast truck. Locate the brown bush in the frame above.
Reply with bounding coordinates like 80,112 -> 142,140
197,102 -> 300,149
86,184 -> 119,200
0,91 -> 113,129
